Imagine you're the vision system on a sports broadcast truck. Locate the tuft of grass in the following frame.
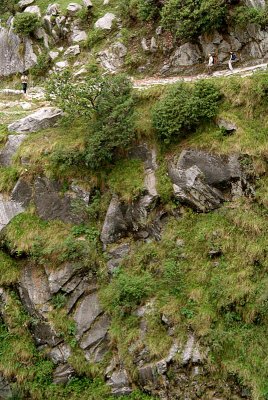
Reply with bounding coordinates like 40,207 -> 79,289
107,158 -> 145,202
0,166 -> 19,193
0,251 -> 20,285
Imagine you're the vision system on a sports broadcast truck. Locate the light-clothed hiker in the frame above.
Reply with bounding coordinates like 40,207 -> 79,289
21,73 -> 28,94
207,54 -> 214,75
228,52 -> 237,72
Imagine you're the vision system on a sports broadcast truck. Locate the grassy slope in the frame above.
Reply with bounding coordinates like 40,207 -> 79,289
1,72 -> 268,398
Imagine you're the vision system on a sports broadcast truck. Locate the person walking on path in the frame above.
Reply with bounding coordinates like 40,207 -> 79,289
207,53 -> 214,75
228,52 -> 237,72
21,73 -> 28,94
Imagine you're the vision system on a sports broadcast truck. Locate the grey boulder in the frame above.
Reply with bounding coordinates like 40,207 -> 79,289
33,176 -> 86,224
216,117 -> 237,134
94,13 -> 116,30
0,374 -> 12,399
8,107 -> 63,133
73,292 -> 102,339
177,149 -> 241,186
18,0 -> 34,9
0,194 -> 24,232
101,195 -> 128,245
11,178 -> 32,207
24,5 -> 41,16
67,3 -> 82,15
53,364 -> 74,384
107,369 -> 132,396
0,134 -> 27,166
0,28 -> 37,76
169,149 -> 243,212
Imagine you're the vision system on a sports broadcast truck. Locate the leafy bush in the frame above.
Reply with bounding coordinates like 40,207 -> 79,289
13,12 -> 40,36
152,80 -> 221,144
31,52 -> 52,77
47,72 -> 135,170
232,5 -> 268,29
87,29 -> 107,48
161,0 -> 227,40
102,271 -> 154,313
136,0 -> 160,21
84,75 -> 135,169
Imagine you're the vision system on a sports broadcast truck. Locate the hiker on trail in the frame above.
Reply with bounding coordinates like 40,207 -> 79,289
21,73 -> 28,94
228,52 -> 237,72
207,53 -> 214,75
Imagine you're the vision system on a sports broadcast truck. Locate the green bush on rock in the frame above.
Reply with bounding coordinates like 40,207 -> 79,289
13,12 -> 40,36
152,80 -> 221,144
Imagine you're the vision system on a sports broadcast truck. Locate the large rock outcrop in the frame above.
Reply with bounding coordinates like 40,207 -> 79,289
18,262 -> 110,366
0,194 -> 24,232
169,149 -> 249,212
0,27 -> 37,76
8,107 -> 63,134
101,145 -> 160,246
0,134 -> 27,166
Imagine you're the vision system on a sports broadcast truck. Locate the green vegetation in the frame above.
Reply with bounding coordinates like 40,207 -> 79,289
232,4 -> 268,29
152,80 -> 221,144
107,158 -> 145,201
161,0 -> 227,40
31,52 -> 52,78
46,72 -> 135,170
0,0 -> 19,15
0,166 -> 19,193
13,12 -> 41,36
3,213 -> 101,269
2,54 -> 268,399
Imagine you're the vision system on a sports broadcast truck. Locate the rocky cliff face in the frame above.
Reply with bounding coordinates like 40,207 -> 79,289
1,0 -> 268,77
0,26 -> 37,76
0,104 -> 257,398
0,1 -> 268,399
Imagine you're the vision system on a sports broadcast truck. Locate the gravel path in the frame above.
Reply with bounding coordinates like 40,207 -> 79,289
132,63 -> 268,89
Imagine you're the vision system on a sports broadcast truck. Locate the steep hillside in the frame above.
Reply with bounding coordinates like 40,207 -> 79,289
1,1 -> 268,400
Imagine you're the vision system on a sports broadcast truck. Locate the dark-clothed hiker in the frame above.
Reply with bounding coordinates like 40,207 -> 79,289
21,73 -> 28,94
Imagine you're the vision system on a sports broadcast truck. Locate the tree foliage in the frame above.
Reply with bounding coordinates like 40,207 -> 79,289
152,80 -> 221,144
46,72 -> 135,170
161,0 -> 227,40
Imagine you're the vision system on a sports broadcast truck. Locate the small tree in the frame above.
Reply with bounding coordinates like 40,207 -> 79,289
161,0 -> 227,40
13,12 -> 41,36
46,72 -> 135,170
152,80 -> 221,144
85,74 -> 135,169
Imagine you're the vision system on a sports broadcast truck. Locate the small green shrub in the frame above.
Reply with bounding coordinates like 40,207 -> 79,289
87,29 -> 107,48
0,166 -> 19,193
136,0 -> 160,21
152,80 -> 221,144
31,52 -> 52,77
161,0 -> 227,40
13,12 -> 40,36
102,271 -> 154,314
232,5 -> 268,29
